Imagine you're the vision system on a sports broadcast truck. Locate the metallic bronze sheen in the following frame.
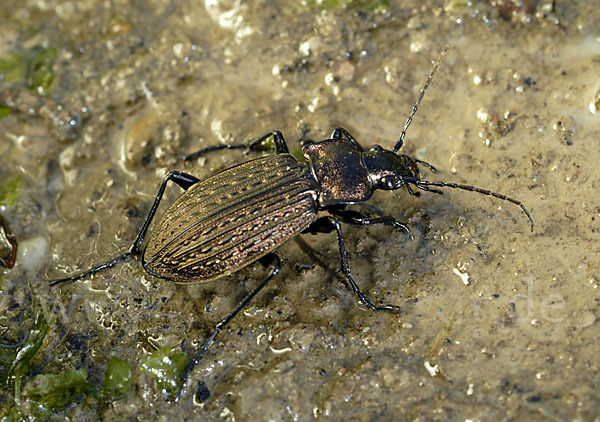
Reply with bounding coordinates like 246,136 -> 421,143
143,154 -> 319,283
304,140 -> 373,206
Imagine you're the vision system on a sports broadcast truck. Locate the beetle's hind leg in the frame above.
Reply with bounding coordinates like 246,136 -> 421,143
177,253 -> 281,401
49,253 -> 133,287
50,171 -> 200,287
304,216 -> 399,312
184,130 -> 290,163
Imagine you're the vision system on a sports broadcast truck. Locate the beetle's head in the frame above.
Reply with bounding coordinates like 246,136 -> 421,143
363,145 -> 535,232
363,145 -> 421,191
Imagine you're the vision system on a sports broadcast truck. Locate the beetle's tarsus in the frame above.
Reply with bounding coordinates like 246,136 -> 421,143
49,252 -> 133,287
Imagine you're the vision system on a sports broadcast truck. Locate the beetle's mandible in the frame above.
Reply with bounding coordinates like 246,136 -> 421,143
49,47 -> 534,400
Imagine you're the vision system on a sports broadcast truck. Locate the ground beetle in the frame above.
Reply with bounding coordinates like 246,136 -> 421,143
50,48 -> 534,399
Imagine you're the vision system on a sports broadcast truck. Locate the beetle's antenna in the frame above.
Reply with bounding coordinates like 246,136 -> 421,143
393,46 -> 450,153
411,179 -> 534,232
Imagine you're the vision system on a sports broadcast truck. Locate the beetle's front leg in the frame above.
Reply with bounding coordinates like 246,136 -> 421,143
330,127 -> 362,150
303,216 -> 399,312
327,208 -> 409,233
247,130 -> 289,154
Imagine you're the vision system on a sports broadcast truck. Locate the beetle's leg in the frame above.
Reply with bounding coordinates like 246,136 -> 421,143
331,217 -> 398,312
302,215 -> 337,235
130,171 -> 200,254
50,171 -> 200,287
247,130 -> 289,154
183,143 -> 248,162
414,159 -> 437,173
184,131 -> 290,163
49,253 -> 133,287
177,253 -> 281,402
406,184 -> 420,197
330,127 -> 363,151
327,208 -> 409,233
304,217 -> 398,312
331,127 -> 355,141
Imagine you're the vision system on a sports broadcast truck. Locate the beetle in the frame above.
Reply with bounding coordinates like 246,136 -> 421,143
50,48 -> 534,399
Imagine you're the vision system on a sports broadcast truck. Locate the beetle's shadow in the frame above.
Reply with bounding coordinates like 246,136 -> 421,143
293,235 -> 350,292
